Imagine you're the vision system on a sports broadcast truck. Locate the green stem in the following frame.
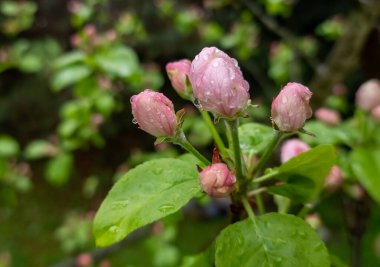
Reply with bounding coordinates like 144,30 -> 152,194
251,131 -> 283,178
242,197 -> 256,223
252,170 -> 279,184
200,111 -> 229,159
247,187 -> 267,197
174,132 -> 210,167
255,194 -> 265,215
227,120 -> 245,184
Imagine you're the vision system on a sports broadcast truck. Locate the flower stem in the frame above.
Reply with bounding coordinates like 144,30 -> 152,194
252,170 -> 279,184
200,111 -> 229,159
242,197 -> 256,223
251,131 -> 283,178
227,120 -> 245,184
174,132 -> 210,167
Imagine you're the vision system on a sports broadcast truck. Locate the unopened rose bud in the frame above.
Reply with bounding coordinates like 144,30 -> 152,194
199,163 -> 236,197
189,47 -> 250,118
271,82 -> 312,132
355,79 -> 380,111
166,59 -> 192,98
371,105 -> 380,121
280,138 -> 310,163
131,90 -> 177,137
315,107 -> 341,126
325,165 -> 343,192
306,213 -> 322,229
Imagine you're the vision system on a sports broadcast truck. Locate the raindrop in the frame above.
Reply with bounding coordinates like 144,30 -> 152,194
210,80 -> 215,84
132,118 -> 138,124
195,55 -> 199,61
158,204 -> 175,213
282,97 -> 288,104
193,99 -> 202,109
313,243 -> 323,252
153,168 -> 163,175
298,231 -> 306,237
275,257 -> 282,263
109,225 -> 119,234
112,200 -> 129,209
213,61 -> 219,67
263,245 -> 269,252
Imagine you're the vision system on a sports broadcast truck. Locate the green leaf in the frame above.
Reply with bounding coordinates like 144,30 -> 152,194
94,46 -> 139,78
93,158 -> 201,247
239,123 -> 274,155
45,153 -> 73,186
215,213 -> 330,267
24,140 -> 55,160
54,51 -> 86,69
0,135 -> 19,157
350,147 -> 380,204
268,145 -> 336,202
52,65 -> 91,91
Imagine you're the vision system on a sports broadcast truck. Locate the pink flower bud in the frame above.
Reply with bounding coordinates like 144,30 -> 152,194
315,107 -> 341,126
325,165 -> 343,192
189,47 -> 250,118
271,82 -> 313,132
280,138 -> 310,163
131,89 -> 177,137
355,79 -> 380,111
371,105 -> 380,121
199,163 -> 236,197
166,59 -> 192,98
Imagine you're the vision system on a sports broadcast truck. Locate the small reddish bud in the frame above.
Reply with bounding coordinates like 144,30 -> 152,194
371,105 -> 380,121
76,253 -> 93,267
271,82 -> 312,132
131,90 -> 177,137
189,47 -> 250,118
166,59 -> 192,98
355,79 -> 380,111
315,107 -> 341,126
325,165 -> 343,192
199,163 -> 236,197
280,139 -> 310,163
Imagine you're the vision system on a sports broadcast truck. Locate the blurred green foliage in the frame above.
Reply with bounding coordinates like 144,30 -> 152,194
0,0 -> 379,266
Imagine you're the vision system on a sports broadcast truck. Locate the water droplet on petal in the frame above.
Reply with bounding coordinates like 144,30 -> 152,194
132,118 -> 138,124
112,200 -> 130,209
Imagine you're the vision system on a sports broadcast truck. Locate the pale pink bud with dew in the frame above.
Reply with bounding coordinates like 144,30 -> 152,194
131,89 -> 177,137
355,79 -> 380,111
189,47 -> 250,118
280,138 -> 310,163
199,163 -> 236,197
315,107 -> 341,126
325,165 -> 343,192
371,105 -> 380,122
166,59 -> 192,98
271,82 -> 313,132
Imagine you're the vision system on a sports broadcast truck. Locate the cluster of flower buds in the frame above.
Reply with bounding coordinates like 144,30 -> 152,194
271,82 -> 313,132
131,47 -> 315,198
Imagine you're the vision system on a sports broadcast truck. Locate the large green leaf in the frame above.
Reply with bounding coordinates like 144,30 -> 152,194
268,145 -> 336,202
350,147 -> 380,204
239,123 -> 274,155
215,213 -> 330,267
93,158 -> 201,247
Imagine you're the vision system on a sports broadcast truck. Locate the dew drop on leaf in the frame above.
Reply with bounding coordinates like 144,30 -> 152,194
158,204 -> 175,213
